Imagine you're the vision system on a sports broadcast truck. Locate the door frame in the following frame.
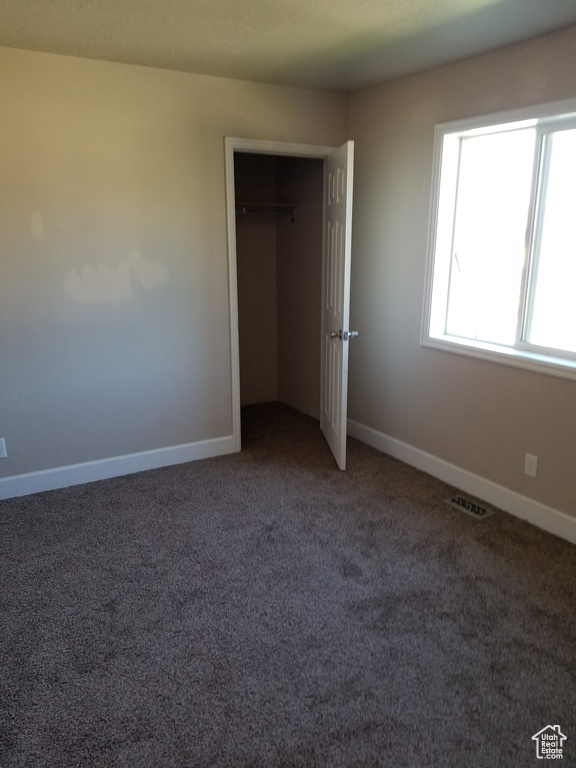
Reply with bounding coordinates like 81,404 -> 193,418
224,137 -> 337,452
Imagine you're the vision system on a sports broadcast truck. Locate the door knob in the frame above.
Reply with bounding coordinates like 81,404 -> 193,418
330,330 -> 359,341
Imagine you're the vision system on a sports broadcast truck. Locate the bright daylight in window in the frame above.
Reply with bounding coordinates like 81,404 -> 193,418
422,100 -> 576,379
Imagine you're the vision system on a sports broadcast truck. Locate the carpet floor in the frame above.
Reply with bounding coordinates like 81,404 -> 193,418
1,402 -> 575,767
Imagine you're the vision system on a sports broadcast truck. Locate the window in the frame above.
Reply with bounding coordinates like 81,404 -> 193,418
422,99 -> 576,379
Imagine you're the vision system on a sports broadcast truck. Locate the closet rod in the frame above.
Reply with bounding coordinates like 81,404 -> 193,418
235,202 -> 297,222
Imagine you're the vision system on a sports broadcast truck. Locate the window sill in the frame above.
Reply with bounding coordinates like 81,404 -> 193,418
422,335 -> 576,382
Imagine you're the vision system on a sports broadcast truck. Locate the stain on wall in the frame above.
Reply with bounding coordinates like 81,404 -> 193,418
64,249 -> 169,305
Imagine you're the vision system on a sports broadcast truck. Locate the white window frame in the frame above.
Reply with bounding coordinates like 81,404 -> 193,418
421,98 -> 576,381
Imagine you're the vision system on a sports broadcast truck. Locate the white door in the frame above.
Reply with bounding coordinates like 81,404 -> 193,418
321,141 -> 356,470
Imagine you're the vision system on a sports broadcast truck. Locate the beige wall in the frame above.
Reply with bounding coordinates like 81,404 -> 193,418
348,26 -> 576,517
0,46 -> 347,477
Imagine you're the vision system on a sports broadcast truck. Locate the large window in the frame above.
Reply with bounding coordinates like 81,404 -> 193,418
422,99 -> 576,379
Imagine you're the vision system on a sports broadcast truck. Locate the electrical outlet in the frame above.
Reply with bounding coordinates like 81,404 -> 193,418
0,438 -> 6,460
524,453 -> 538,478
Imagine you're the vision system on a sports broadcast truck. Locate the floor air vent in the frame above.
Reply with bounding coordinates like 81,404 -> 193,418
445,495 -> 495,520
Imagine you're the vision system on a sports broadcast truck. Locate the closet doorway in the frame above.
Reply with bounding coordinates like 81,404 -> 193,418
225,138 -> 354,469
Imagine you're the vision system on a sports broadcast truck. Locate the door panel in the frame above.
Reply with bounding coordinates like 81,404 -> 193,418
321,141 -> 354,470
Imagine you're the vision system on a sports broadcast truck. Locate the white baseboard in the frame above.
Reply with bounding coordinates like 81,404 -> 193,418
0,435 -> 237,501
348,419 -> 576,545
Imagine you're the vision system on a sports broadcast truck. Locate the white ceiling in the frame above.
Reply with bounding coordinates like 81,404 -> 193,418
1,0 -> 575,92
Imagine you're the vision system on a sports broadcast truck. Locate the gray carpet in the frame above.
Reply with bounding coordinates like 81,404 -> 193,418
1,402 -> 575,767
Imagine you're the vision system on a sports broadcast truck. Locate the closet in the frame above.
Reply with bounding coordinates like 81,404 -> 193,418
234,152 -> 324,421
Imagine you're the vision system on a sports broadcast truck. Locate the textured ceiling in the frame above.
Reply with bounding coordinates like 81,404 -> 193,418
1,0 -> 575,92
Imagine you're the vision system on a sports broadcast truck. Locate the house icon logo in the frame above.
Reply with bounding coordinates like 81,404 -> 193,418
532,725 -> 567,759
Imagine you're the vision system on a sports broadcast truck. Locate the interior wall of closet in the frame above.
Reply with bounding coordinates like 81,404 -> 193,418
234,152 -> 324,420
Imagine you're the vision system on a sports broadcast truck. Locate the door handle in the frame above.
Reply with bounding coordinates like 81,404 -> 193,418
330,330 -> 359,341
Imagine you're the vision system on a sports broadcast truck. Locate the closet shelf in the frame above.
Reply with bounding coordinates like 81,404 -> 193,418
235,202 -> 297,221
